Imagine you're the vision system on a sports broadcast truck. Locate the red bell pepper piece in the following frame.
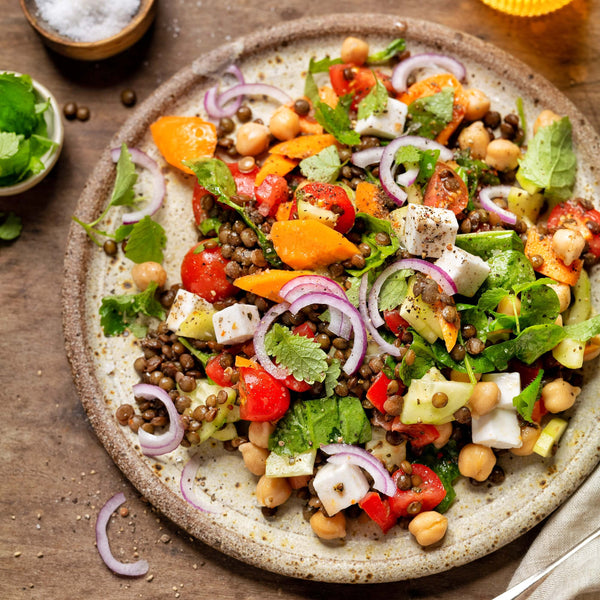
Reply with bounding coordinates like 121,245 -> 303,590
359,492 -> 397,534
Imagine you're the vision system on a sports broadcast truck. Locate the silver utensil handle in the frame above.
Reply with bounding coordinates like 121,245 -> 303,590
493,526 -> 600,600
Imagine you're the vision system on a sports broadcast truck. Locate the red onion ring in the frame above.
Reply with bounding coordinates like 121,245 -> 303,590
386,258 -> 457,296
95,493 -> 149,576
396,166 -> 419,187
321,444 -> 397,497
110,147 -> 165,225
478,185 -> 517,225
203,65 -> 246,119
351,146 -> 384,169
288,292 -> 367,375
180,453 -> 218,513
217,83 -> 292,109
254,302 -> 292,380
133,384 -> 185,456
392,53 -> 467,93
368,261 -> 416,329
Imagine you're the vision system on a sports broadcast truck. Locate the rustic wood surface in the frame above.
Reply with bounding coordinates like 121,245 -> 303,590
1,0 -> 598,598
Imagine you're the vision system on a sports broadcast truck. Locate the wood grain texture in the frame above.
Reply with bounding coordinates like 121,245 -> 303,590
0,0 -> 598,598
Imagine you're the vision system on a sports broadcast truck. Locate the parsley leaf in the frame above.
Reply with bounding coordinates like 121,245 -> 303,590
314,95 -> 360,146
367,38 -> 406,64
0,211 -> 23,241
513,369 -> 543,423
357,77 -> 388,120
264,323 -> 329,384
99,281 -> 165,337
406,88 -> 455,139
299,145 -> 341,183
124,215 -> 167,264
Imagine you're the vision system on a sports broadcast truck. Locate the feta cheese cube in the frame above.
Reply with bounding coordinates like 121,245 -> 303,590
354,97 -> 408,139
435,246 -> 491,297
312,462 -> 370,516
212,303 -> 260,345
482,372 -> 521,410
471,408 -> 522,449
403,204 -> 458,258
166,289 -> 215,340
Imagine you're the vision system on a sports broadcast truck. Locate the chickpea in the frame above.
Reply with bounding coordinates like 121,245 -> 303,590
341,36 -> 369,66
131,261 -> 167,291
269,106 -> 300,141
288,474 -> 311,490
555,314 -> 563,326
433,422 -> 453,449
310,510 -> 347,540
548,283 -> 571,313
239,442 -> 269,476
450,369 -> 481,383
458,121 -> 490,159
248,421 -> 276,449
541,378 -> 581,413
485,138 -> 521,171
458,443 -> 496,481
255,475 -> 292,508
511,425 -> 541,456
463,88 -> 491,121
534,109 -> 561,135
408,511 -> 448,547
551,228 -> 586,266
468,381 -> 500,417
584,335 -> 600,362
235,122 -> 270,156
497,295 -> 521,316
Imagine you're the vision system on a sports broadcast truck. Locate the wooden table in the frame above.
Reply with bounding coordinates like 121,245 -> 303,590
1,1 -> 598,598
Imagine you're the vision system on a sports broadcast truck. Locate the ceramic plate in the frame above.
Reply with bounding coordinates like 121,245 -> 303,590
63,14 -> 600,583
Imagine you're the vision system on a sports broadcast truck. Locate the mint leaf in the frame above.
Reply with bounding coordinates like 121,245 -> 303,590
264,323 -> 329,384
0,73 -> 38,136
0,133 -> 30,183
378,269 -> 411,312
124,216 -> 166,264
513,369 -> 543,423
299,145 -> 341,183
314,95 -> 360,146
357,77 -> 388,120
99,281 -> 165,337
324,359 -> 342,397
0,211 -> 23,241
113,224 -> 133,243
0,131 -> 20,160
367,38 -> 406,64
308,56 -> 342,73
109,144 -> 139,207
304,61 -> 320,105
517,116 -> 576,199
563,314 -> 600,342
406,88 -> 454,139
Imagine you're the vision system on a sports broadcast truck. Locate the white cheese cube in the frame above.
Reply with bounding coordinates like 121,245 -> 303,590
403,204 -> 458,258
482,372 -> 521,410
435,246 -> 491,297
166,289 -> 215,340
471,408 -> 522,449
212,303 -> 260,345
354,97 -> 408,139
312,462 -> 370,516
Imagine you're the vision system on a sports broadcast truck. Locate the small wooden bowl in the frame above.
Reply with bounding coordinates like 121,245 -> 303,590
19,0 -> 156,61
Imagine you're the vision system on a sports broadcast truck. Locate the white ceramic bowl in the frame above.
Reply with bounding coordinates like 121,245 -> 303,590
0,73 -> 64,196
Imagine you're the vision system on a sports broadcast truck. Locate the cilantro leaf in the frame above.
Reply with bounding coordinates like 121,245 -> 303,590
378,269 -> 411,312
308,56 -> 342,73
395,145 -> 421,165
299,145 -> 341,183
517,116 -> 576,199
123,216 -> 166,264
109,144 -> 138,207
314,95 -> 360,146
357,76 -> 388,120
264,323 -> 329,384
367,38 -> 406,64
513,369 -> 544,423
406,88 -> 455,139
0,211 -> 23,241
324,359 -> 342,397
99,281 -> 165,337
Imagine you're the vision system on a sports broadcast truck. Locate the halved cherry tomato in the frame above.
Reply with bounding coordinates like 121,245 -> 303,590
329,64 -> 393,110
227,162 -> 258,197
389,422 -> 440,449
389,464 -> 446,517
192,182 -> 211,226
547,199 -> 600,256
359,492 -> 397,534
383,309 -> 410,336
181,244 -> 237,302
423,162 -> 469,215
238,365 -> 291,421
531,398 -> 548,424
295,182 -> 356,233
205,352 -> 235,387
255,174 -> 290,217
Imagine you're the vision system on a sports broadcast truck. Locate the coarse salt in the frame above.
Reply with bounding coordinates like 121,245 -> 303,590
34,0 -> 141,43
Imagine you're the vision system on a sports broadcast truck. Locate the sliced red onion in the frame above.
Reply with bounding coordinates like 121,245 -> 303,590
203,64 -> 246,119
478,185 -> 517,225
110,147 -> 165,225
396,166 -> 419,187
321,444 -> 397,497
351,146 -> 384,169
368,261 -> 416,329
288,292 -> 367,375
217,83 -> 292,109
96,493 -> 149,576
359,274 -> 402,358
180,453 -> 218,513
133,384 -> 185,456
392,53 -> 467,93
387,258 -> 457,296
254,302 -> 292,380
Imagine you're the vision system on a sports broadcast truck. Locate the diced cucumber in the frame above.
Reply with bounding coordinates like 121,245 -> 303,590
399,276 -> 442,344
211,422 -> 237,441
552,337 -> 585,369
515,170 -> 542,195
265,449 -> 317,478
533,417 -> 568,457
365,427 -> 406,472
507,187 -> 544,224
401,380 -> 474,425
564,269 -> 591,325
388,206 -> 408,244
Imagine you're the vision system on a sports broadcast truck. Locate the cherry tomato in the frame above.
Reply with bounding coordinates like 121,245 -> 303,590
205,353 -> 235,387
227,162 -> 258,197
366,371 -> 393,413
238,365 -> 291,421
383,309 -> 410,337
191,182 -> 211,226
329,64 -> 393,109
295,182 -> 356,233
547,199 -> 600,256
389,464 -> 446,517
359,492 -> 397,534
389,422 -> 440,449
181,244 -> 237,302
423,162 -> 469,215
255,174 -> 290,217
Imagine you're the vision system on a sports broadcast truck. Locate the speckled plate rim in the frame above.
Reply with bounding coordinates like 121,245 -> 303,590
63,14 -> 600,583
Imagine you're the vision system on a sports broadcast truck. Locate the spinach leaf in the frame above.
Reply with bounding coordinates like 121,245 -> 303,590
0,211 -> 22,241
455,230 -> 524,260
177,337 -> 214,369
481,250 -> 535,292
429,340 -> 496,374
519,284 -> 560,328
397,333 -> 435,385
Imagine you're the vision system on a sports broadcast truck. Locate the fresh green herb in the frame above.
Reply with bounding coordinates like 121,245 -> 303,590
99,281 -> 165,337
367,38 -> 406,64
477,288 -> 510,312
395,145 -> 421,165
397,333 -> 435,385
308,56 -> 342,73
519,284 -> 560,328
405,88 -> 454,139
0,211 -> 23,241
304,67 -> 320,106
419,441 -> 460,513
516,97 -> 527,146
268,402 -> 310,456
480,250 -> 536,293
455,230 -> 524,260
192,237 -> 219,254
517,116 -> 576,200
198,217 -> 222,236
357,76 -> 389,120
299,145 -> 341,183
382,355 -> 398,380
264,323 -> 329,384
314,94 -> 361,146
177,337 -> 214,369
563,314 -> 600,342
513,369 -> 544,423
324,359 -> 342,397
429,339 -> 496,374
123,215 -> 166,264
343,276 -> 362,307
378,269 -> 411,311
113,224 -> 134,243
454,149 -> 501,202
394,145 -> 440,187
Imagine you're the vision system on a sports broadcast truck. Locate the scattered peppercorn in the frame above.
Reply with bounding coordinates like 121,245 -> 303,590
120,89 -> 137,107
